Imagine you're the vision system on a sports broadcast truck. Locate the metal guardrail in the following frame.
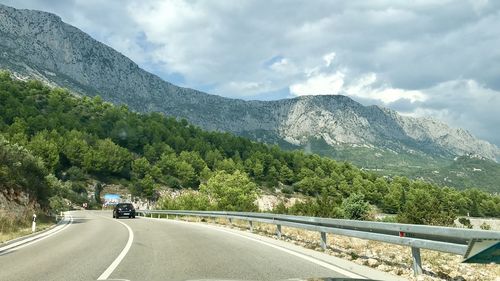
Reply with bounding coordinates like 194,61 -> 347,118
137,209 -> 499,276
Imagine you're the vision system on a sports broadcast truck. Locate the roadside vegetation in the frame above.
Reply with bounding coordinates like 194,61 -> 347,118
0,212 -> 55,243
0,71 -> 499,230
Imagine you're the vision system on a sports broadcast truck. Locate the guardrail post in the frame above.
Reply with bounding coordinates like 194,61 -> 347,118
150,213 -> 153,218
276,224 -> 282,239
411,247 -> 423,276
320,232 -> 327,251
175,215 -> 178,220
228,218 -> 232,225
166,214 -> 169,219
158,214 -> 160,219
249,221 -> 253,232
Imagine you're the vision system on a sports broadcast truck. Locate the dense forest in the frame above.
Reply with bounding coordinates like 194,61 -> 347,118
0,71 -> 499,226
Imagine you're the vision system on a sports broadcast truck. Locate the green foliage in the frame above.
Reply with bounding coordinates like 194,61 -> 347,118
309,139 -> 500,193
49,195 -> 68,214
0,73 -> 498,223
480,222 -> 492,230
159,192 -> 211,211
397,182 -> 458,226
200,170 -> 258,211
27,130 -> 60,173
0,134 -> 49,200
341,193 -> 372,220
83,138 -> 131,176
458,217 -> 472,229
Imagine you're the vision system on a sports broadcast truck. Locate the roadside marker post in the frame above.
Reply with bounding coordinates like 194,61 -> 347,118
31,214 -> 37,233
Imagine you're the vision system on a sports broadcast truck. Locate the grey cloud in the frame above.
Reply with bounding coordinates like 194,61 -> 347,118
382,80 -> 500,146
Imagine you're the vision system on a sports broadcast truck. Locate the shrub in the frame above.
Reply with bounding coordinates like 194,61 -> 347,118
49,195 -> 68,214
480,222 -> 492,230
458,217 -> 473,229
200,170 -> 258,211
281,186 -> 294,195
341,193 -> 371,220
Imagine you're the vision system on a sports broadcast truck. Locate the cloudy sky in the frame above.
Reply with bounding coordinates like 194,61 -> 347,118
2,0 -> 500,146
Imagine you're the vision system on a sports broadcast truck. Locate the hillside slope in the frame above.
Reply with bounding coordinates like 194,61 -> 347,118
0,4 -> 499,191
1,74 -> 498,222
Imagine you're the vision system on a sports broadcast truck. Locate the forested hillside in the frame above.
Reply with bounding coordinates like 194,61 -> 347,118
1,71 -> 498,225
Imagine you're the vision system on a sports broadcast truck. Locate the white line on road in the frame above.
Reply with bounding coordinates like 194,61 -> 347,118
0,213 -> 73,255
139,216 -> 366,279
207,225 -> 367,279
97,218 -> 134,280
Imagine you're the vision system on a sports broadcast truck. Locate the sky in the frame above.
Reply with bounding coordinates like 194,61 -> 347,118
1,0 -> 500,146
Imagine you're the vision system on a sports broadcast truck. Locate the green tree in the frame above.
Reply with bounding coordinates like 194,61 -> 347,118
279,165 -> 294,185
200,170 -> 258,211
62,130 -> 90,167
398,184 -> 457,226
382,182 -> 403,214
175,161 -> 196,187
341,193 -> 371,220
27,131 -> 60,173
156,152 -> 178,176
178,151 -> 207,174
83,138 -> 131,176
131,157 -> 151,180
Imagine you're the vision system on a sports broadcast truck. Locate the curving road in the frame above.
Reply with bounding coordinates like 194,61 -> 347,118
0,211 -> 404,281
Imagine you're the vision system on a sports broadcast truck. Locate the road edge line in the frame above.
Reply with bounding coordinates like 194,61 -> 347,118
139,216 -> 366,279
97,218 -> 134,280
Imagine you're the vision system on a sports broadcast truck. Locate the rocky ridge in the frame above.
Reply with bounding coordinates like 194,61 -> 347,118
1,4 -> 499,163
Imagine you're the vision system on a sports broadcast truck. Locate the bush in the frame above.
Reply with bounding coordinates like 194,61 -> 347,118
397,184 -> 457,226
341,193 -> 371,220
49,195 -> 68,214
458,217 -> 473,229
158,192 -> 212,211
65,166 -> 86,181
200,170 -> 258,211
281,186 -> 294,195
480,222 -> 492,230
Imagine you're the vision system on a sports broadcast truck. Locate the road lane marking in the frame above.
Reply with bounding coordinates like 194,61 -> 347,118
139,217 -> 366,279
97,218 -> 134,280
0,213 -> 73,255
204,225 -> 367,279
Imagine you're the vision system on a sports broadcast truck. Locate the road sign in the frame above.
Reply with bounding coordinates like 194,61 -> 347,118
463,239 -> 500,264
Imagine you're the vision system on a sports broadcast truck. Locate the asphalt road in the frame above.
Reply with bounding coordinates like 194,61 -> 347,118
0,211 -> 398,281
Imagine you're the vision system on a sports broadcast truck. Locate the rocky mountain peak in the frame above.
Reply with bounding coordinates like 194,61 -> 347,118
1,3 -> 499,163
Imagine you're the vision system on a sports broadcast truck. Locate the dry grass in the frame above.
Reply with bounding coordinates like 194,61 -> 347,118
0,213 -> 56,243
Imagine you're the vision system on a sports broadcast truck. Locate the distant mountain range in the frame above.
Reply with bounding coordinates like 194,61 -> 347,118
1,4 -> 499,191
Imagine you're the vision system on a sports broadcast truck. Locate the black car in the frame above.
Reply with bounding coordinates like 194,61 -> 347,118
113,203 -> 136,219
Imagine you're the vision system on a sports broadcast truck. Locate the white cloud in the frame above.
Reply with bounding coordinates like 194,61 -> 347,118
345,73 -> 427,104
323,52 -> 336,67
290,71 -> 345,96
290,67 -> 427,104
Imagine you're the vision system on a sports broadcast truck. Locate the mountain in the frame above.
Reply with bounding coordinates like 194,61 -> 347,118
1,4 -> 499,190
